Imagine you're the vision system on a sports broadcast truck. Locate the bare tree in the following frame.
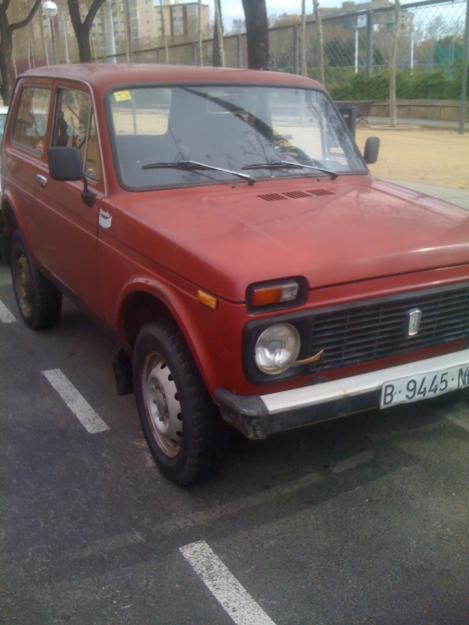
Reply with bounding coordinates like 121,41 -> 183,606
300,0 -> 307,76
68,0 -> 106,63
0,0 -> 41,104
159,0 -> 169,63
389,0 -> 401,127
124,0 -> 131,61
213,0 -> 225,67
197,0 -> 204,65
313,0 -> 325,85
241,0 -> 269,69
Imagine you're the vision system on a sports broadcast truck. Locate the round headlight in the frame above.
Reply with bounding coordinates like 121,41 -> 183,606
255,323 -> 301,375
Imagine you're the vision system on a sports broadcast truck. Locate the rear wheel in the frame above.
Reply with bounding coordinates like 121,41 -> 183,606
10,231 -> 62,330
133,321 -> 225,486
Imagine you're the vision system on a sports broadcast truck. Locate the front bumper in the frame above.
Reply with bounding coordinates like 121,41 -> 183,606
216,348 -> 469,439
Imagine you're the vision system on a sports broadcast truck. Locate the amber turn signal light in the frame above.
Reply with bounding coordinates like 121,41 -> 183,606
198,290 -> 218,310
250,282 -> 299,308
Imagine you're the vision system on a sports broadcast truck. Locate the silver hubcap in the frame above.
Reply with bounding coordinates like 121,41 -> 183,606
142,352 -> 183,458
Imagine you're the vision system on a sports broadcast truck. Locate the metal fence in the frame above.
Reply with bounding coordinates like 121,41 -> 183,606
99,0 -> 468,94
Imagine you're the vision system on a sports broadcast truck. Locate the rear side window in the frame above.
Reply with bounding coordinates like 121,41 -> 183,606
13,87 -> 50,154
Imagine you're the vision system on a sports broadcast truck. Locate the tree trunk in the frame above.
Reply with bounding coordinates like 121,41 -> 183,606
197,0 -> 204,65
241,0 -> 269,70
68,0 -> 106,63
0,0 -> 42,104
313,0 -> 325,85
213,0 -> 225,67
389,0 -> 401,127
76,28 -> 92,62
159,0 -> 169,63
0,22 -> 14,104
300,0 -> 307,76
124,0 -> 132,61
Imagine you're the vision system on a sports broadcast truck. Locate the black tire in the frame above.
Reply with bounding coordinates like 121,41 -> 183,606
133,320 -> 225,486
10,230 -> 62,330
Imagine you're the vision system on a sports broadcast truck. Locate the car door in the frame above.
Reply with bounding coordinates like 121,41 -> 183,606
4,81 -> 52,253
32,83 -> 104,315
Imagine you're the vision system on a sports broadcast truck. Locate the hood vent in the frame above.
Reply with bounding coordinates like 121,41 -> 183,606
258,193 -> 286,202
283,190 -> 310,199
308,189 -> 334,196
258,189 -> 335,202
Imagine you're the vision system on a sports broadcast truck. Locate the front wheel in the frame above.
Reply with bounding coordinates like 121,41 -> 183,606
133,321 -> 225,486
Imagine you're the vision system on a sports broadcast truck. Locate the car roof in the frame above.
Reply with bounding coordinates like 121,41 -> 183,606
20,63 -> 325,95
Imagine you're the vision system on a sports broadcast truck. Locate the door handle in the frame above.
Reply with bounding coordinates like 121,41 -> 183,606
35,173 -> 48,188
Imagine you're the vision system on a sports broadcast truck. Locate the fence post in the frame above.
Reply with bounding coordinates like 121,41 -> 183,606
293,25 -> 300,74
459,0 -> 469,135
236,35 -> 242,68
192,42 -> 197,65
365,10 -> 373,75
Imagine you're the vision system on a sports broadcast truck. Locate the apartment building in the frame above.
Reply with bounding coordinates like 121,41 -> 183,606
155,0 -> 210,41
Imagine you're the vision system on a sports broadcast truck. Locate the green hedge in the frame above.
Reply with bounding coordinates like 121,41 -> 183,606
330,69 -> 468,101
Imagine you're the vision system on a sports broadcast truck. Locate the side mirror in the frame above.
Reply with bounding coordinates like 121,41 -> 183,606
363,136 -> 380,164
48,147 -> 96,206
48,146 -> 83,181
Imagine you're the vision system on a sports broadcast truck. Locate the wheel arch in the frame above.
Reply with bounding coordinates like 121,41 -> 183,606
1,196 -> 19,235
117,280 -> 218,394
0,195 -> 22,264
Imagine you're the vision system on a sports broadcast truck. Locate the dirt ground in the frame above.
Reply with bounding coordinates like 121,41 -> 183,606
356,125 -> 469,190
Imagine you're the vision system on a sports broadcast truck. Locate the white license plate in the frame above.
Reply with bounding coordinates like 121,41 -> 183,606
380,363 -> 469,409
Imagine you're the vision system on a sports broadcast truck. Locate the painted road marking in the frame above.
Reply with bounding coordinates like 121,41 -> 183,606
180,541 -> 276,625
42,369 -> 110,434
0,299 -> 16,323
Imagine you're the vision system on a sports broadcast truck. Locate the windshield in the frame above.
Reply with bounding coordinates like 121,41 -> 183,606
108,86 -> 366,190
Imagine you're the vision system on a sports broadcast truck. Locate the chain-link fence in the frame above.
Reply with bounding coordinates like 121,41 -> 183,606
99,0 -> 467,96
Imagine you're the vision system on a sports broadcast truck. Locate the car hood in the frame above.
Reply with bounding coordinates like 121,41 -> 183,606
110,176 -> 469,302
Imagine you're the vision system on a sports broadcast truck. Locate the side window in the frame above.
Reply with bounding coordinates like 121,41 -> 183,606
52,88 -> 91,163
84,113 -> 102,182
52,88 -> 101,183
13,86 -> 50,154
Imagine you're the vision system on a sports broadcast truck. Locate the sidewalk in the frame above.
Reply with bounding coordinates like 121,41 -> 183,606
387,180 -> 469,210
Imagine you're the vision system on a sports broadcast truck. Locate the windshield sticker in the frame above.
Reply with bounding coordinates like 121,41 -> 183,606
114,90 -> 132,103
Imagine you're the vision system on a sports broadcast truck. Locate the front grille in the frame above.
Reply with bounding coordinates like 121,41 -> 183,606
305,284 -> 469,373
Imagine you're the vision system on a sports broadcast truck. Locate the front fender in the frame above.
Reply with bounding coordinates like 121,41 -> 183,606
116,276 -> 221,395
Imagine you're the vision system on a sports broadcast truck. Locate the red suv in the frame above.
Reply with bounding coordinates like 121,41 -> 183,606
2,64 -> 469,485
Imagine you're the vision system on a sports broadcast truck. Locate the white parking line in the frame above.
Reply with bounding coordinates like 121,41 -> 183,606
0,299 -> 16,323
42,369 -> 110,434
180,541 -> 277,625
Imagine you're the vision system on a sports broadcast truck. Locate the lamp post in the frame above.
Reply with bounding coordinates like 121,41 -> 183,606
42,0 -> 58,65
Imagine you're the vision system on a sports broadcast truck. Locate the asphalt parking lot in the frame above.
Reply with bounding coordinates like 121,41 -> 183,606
0,263 -> 468,625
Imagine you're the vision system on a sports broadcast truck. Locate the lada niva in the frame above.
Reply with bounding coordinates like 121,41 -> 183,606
2,64 -> 469,485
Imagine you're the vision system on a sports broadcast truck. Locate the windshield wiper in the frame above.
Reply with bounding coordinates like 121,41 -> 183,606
241,159 -> 338,180
142,159 -> 256,185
